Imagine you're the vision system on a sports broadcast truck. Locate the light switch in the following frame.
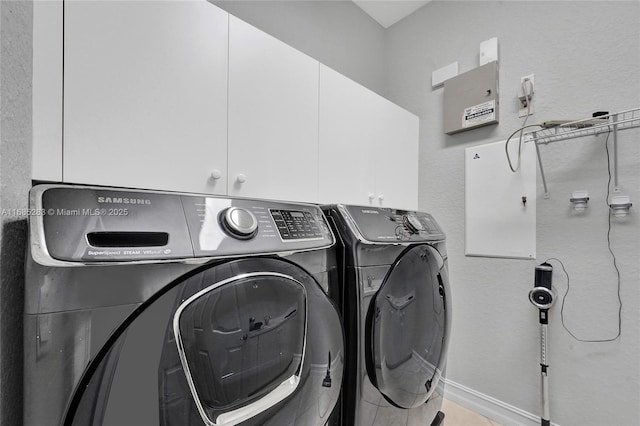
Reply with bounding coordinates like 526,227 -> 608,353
480,37 -> 498,65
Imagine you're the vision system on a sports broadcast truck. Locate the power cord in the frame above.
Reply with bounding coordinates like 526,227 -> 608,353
504,124 -> 543,172
602,129 -> 623,340
543,132 -> 622,343
506,79 -> 537,172
545,257 -> 621,343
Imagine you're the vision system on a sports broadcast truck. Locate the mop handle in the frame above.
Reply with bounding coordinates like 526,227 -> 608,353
540,323 -> 550,426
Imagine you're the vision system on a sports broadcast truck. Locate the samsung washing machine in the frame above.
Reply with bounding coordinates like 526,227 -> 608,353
322,205 -> 451,426
24,184 -> 344,426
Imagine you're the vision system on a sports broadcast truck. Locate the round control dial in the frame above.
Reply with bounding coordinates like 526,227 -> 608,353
403,214 -> 425,234
221,207 -> 258,239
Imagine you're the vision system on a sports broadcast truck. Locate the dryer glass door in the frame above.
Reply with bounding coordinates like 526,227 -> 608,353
366,244 -> 449,409
62,258 -> 343,426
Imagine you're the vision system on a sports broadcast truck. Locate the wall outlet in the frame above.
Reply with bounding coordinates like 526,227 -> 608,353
521,74 -> 534,94
519,74 -> 535,117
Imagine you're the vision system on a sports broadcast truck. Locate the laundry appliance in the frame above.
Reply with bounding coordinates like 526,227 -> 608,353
24,184 -> 344,426
322,205 -> 451,426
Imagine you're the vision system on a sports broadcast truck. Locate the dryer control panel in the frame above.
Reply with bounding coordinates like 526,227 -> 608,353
341,205 -> 445,243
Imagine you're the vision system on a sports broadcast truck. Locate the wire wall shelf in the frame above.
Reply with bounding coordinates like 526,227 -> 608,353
524,107 -> 640,198
524,107 -> 640,145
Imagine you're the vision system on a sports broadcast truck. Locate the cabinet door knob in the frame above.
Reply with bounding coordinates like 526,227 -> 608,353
368,193 -> 375,201
236,174 -> 247,183
210,169 -> 222,180
378,194 -> 385,203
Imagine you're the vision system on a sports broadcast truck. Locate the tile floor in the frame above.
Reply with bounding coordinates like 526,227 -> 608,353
441,399 -> 502,426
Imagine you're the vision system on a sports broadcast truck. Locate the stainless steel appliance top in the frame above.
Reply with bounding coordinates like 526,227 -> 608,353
30,184 -> 335,266
332,204 -> 445,245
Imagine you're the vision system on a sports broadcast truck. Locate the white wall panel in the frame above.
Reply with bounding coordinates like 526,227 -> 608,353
465,139 -> 536,259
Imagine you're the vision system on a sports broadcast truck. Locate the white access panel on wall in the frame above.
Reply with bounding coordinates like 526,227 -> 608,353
465,139 -> 536,259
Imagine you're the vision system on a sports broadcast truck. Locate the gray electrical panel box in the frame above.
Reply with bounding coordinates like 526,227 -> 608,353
443,61 -> 499,135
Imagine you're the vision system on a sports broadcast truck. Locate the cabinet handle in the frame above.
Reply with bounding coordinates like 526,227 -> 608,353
236,174 -> 247,184
210,169 -> 222,180
368,193 -> 375,201
378,194 -> 384,204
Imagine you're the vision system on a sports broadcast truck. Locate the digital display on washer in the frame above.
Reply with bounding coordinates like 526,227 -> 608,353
270,209 -> 324,240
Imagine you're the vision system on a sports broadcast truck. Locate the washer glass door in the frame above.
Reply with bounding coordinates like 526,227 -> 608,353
63,258 -> 343,426
173,272 -> 306,425
366,244 -> 449,409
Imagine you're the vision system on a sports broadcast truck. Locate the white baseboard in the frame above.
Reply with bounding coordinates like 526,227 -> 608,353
443,379 -> 560,426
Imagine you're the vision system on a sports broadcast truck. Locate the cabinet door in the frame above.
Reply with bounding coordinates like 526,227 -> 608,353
318,65 -> 376,206
228,16 -> 319,202
373,100 -> 419,211
63,1 -> 228,194
33,0 -> 63,181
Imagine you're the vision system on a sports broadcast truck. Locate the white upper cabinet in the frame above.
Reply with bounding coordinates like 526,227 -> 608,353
63,1 -> 229,194
38,4 -> 417,205
33,0 -> 63,182
373,98 -> 419,211
318,65 -> 377,206
319,65 -> 419,210
227,16 -> 320,202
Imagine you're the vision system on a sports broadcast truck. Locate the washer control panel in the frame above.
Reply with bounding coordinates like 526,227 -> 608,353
270,209 -> 324,241
182,197 -> 334,256
31,185 -> 335,263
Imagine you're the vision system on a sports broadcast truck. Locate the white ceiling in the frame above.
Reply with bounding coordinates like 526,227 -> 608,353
352,0 -> 432,28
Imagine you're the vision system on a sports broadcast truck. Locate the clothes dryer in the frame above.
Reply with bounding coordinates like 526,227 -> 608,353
24,184 -> 344,426
322,205 -> 451,426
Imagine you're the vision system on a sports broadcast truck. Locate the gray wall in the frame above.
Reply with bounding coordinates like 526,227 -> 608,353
385,1 -> 640,425
212,0 -> 388,96
0,0 -> 32,425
